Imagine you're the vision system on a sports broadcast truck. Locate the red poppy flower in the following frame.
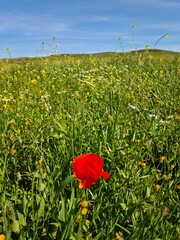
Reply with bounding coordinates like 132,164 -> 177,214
73,153 -> 110,188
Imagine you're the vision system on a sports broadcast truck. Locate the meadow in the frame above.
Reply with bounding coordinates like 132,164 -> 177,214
0,50 -> 180,239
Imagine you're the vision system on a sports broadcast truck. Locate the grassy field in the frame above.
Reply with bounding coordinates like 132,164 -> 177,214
0,50 -> 180,239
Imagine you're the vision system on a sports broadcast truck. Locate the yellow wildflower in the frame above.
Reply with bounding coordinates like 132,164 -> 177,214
10,148 -> 16,155
141,162 -> 146,168
82,207 -> 88,215
43,172 -> 47,178
115,232 -> 123,240
170,164 -> 175,170
135,139 -> 140,144
0,234 -> 5,240
10,119 -> 15,124
31,79 -> 37,84
159,70 -> 164,76
79,181 -> 83,189
81,200 -> 88,208
154,184 -> 161,191
160,156 -> 165,163
41,69 -> 46,76
77,60 -> 81,65
107,114 -> 112,120
175,115 -> 180,119
38,159 -> 43,165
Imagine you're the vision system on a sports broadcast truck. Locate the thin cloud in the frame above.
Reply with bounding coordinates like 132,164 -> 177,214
0,13 -> 69,35
59,30 -> 123,47
143,23 -> 180,33
114,0 -> 180,9
86,15 -> 110,23
151,1 -> 180,8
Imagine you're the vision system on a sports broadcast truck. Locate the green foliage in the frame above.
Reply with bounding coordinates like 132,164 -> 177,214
0,51 -> 180,239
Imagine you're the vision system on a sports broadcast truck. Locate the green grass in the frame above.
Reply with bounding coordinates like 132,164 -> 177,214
0,50 -> 180,239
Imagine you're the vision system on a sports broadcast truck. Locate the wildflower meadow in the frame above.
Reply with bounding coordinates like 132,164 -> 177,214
0,50 -> 180,239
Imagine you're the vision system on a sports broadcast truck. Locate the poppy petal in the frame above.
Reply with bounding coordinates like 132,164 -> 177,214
73,153 -> 110,188
101,171 -> 110,180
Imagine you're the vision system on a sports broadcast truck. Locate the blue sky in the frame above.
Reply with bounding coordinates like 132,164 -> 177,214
0,0 -> 180,58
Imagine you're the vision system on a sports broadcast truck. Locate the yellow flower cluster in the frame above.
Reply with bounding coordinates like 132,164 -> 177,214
81,200 -> 88,215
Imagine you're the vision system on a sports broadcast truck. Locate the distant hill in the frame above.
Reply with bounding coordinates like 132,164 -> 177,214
129,48 -> 178,54
56,49 -> 180,57
1,48 -> 180,62
90,49 -> 180,59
